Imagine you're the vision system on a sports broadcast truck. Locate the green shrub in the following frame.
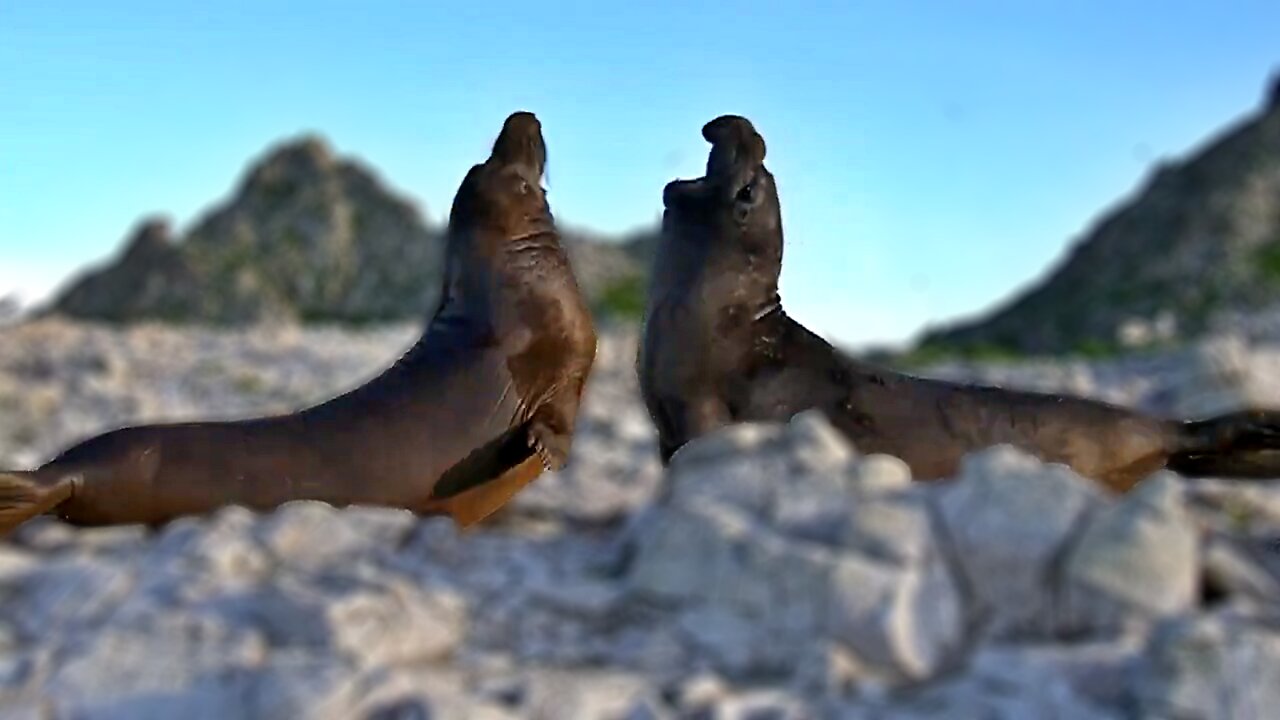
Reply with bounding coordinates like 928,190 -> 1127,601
596,276 -> 647,320
1256,242 -> 1280,282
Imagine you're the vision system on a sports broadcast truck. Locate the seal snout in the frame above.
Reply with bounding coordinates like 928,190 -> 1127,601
701,115 -> 759,145
491,110 -> 547,177
702,114 -> 767,182
662,178 -> 707,209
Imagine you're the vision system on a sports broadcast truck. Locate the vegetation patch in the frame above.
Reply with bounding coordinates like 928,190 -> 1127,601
889,341 -> 1027,370
1068,339 -> 1120,360
596,276 -> 647,321
1255,242 -> 1280,283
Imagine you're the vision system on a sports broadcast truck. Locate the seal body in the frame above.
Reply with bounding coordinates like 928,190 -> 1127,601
0,111 -> 596,533
639,115 -> 1280,493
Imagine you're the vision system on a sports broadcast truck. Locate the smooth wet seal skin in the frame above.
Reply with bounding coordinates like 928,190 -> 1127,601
638,114 -> 1280,493
0,110 -> 597,534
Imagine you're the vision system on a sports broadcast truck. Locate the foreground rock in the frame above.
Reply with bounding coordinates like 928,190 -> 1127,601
934,446 -> 1105,639
1135,605 -> 1280,719
1062,472 -> 1201,633
1,321 -> 1280,718
627,412 -> 964,681
2,409 -> 1275,718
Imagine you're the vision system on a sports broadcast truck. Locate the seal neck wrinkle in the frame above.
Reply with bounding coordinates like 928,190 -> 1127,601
505,228 -> 559,255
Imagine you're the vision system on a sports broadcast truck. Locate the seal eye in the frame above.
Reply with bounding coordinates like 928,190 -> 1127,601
736,181 -> 756,205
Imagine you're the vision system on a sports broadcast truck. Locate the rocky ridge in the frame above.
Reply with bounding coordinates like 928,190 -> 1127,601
45,135 -> 653,328
919,75 -> 1280,356
1,319 -> 1280,718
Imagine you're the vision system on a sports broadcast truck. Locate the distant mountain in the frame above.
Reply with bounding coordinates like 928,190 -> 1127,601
0,295 -> 21,327
918,75 -> 1280,357
46,135 -> 655,326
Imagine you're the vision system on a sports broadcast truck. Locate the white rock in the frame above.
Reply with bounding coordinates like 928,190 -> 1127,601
1063,472 -> 1200,633
1170,333 -> 1279,418
965,637 -> 1144,715
145,506 -> 271,595
0,555 -> 136,642
0,699 -> 51,720
254,501 -> 412,571
626,503 -> 758,605
669,420 -> 785,464
825,543 -> 962,680
0,546 -> 38,581
666,423 -> 789,519
43,614 -> 268,720
240,652 -> 364,720
770,473 -> 852,546
630,499 -> 844,675
784,409 -> 859,474
936,445 -> 1104,637
663,671 -> 730,715
714,689 -> 811,720
528,576 -> 623,623
741,413 -> 860,545
848,672 -> 1122,720
519,669 -> 663,720
848,454 -> 913,494
345,666 -> 524,712
840,490 -> 933,565
12,321 -> 1280,717
791,641 -> 866,699
516,441 -> 663,524
1137,608 -> 1280,719
1202,535 -> 1280,602
1184,477 -> 1280,533
328,579 -> 466,668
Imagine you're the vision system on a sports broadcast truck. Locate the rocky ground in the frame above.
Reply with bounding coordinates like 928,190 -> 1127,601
1,319 -> 1279,719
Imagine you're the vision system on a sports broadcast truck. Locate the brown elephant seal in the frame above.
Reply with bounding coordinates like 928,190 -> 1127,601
0,110 -> 597,534
638,114 -> 1280,493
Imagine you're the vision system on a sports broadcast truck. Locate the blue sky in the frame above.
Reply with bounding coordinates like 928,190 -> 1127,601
2,1 -> 1277,347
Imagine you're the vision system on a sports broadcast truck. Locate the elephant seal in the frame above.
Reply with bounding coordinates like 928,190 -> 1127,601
0,110 -> 597,534
638,114 -> 1280,493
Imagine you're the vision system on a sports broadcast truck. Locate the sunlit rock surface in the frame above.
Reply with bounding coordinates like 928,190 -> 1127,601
1,319 -> 1279,719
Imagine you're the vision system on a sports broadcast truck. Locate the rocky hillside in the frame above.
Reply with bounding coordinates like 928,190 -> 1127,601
919,76 -> 1280,357
45,136 -> 654,326
1,319 -> 1280,718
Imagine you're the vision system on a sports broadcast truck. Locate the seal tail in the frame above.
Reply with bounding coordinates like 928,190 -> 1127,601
0,469 -> 73,535
1167,410 -> 1280,479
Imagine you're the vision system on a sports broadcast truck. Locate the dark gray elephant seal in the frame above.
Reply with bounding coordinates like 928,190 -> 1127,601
638,114 -> 1280,493
0,110 -> 597,533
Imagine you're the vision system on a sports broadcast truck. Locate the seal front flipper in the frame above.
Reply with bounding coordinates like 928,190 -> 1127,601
527,400 -> 580,472
421,421 -> 544,528
427,456 -> 545,529
522,340 -> 597,472
428,421 -> 538,501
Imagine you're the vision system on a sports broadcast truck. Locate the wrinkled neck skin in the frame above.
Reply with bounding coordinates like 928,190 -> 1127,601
428,151 -> 558,330
429,207 -> 560,336
653,176 -> 785,335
